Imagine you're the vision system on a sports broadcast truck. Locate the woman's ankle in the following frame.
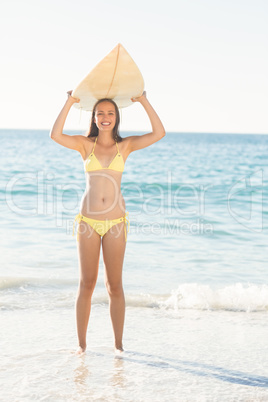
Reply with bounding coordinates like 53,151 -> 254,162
76,344 -> 86,355
114,342 -> 124,352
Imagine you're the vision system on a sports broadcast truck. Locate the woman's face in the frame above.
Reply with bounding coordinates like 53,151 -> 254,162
94,101 -> 117,132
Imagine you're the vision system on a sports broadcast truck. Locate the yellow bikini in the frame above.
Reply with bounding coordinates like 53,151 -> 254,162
73,136 -> 129,241
84,136 -> 124,173
73,212 -> 130,241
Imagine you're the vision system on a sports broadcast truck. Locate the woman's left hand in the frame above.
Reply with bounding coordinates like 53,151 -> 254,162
131,91 -> 147,103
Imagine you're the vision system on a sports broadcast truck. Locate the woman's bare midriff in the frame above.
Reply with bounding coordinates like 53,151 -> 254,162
80,171 -> 126,220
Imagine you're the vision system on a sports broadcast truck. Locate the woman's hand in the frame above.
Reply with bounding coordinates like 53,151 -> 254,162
131,91 -> 147,103
67,90 -> 80,103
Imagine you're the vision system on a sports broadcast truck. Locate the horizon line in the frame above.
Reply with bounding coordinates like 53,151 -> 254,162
0,128 -> 267,136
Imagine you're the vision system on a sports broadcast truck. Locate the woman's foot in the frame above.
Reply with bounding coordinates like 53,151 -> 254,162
75,345 -> 86,355
114,344 -> 124,355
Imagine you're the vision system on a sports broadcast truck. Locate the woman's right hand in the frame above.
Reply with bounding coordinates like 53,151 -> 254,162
67,90 -> 80,103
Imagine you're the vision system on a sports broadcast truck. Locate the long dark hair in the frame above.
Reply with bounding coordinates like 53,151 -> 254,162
87,98 -> 123,142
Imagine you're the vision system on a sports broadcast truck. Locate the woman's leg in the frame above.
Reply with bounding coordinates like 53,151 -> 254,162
102,222 -> 127,352
76,221 -> 102,353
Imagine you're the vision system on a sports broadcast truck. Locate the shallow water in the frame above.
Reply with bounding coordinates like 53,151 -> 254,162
2,306 -> 268,401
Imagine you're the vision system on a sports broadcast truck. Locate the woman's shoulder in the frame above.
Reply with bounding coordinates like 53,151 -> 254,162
119,135 -> 131,147
79,136 -> 96,159
120,135 -> 134,144
118,135 -> 136,157
83,135 -> 96,144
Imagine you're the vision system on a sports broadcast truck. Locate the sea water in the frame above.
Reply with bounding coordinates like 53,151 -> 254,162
0,130 -> 268,401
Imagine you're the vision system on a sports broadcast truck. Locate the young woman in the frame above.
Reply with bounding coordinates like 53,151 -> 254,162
50,90 -> 165,355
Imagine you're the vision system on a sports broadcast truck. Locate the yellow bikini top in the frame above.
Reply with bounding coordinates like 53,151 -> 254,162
84,136 -> 124,173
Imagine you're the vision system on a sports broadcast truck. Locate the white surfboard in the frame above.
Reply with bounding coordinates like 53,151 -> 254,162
72,43 -> 144,111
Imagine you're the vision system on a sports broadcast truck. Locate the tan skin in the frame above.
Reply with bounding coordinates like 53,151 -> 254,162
50,90 -> 165,355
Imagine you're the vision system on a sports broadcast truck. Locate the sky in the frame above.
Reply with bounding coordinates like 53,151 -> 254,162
1,0 -> 267,134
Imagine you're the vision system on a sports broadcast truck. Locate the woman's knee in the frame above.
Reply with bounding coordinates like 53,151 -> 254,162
79,277 -> 97,295
105,280 -> 123,297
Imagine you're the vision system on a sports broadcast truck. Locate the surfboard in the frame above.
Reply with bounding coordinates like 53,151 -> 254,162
72,43 -> 144,111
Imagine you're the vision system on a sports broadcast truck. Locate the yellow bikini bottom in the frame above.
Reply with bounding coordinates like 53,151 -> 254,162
72,211 -> 130,242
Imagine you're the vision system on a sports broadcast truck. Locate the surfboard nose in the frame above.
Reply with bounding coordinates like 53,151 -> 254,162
72,44 -> 144,111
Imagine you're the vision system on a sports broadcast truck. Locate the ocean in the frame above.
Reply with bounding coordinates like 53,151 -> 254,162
1,129 -> 268,401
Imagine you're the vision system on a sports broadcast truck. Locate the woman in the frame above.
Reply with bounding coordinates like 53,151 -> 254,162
50,90 -> 165,355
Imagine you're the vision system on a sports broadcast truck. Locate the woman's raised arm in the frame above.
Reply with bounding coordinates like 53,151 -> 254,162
49,91 -> 86,154
126,91 -> 166,153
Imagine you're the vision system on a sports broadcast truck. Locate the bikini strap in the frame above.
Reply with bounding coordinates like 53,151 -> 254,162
115,141 -> 120,153
92,136 -> 97,154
